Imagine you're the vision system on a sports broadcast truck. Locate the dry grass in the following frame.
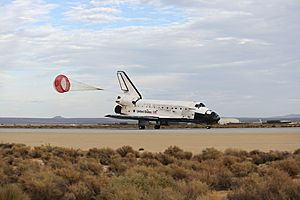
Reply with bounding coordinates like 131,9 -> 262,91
0,143 -> 299,200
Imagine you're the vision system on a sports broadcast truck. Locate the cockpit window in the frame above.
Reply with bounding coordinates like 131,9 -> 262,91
195,103 -> 205,108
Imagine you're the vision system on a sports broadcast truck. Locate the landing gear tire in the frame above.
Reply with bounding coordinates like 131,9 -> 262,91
154,125 -> 161,129
206,126 -> 211,129
139,125 -> 146,130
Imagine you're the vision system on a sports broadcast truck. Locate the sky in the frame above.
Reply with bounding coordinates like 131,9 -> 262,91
0,0 -> 300,118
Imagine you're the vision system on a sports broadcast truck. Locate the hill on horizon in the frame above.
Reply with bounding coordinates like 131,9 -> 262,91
272,114 -> 300,119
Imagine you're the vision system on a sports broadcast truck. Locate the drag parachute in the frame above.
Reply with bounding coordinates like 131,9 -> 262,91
54,74 -> 103,93
54,75 -> 70,93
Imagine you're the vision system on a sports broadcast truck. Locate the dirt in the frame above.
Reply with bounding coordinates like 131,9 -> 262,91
0,129 -> 299,153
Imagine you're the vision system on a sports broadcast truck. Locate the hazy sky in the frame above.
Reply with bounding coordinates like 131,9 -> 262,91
0,0 -> 299,118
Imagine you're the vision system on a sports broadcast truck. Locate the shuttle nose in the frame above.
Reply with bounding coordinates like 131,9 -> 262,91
207,112 -> 220,123
194,111 -> 220,124
211,112 -> 220,123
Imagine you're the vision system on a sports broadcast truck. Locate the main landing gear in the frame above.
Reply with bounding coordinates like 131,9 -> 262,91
154,125 -> 161,129
138,120 -> 147,130
139,125 -> 146,130
138,120 -> 161,130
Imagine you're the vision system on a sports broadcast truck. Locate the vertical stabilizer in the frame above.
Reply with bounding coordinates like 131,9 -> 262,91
117,71 -> 142,100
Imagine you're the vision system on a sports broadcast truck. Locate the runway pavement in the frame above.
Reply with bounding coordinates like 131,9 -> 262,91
0,128 -> 299,153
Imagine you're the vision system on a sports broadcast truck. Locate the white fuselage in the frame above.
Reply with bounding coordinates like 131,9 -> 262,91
117,97 -> 210,120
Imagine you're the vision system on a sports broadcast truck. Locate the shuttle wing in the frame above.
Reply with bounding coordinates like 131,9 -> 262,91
105,114 -> 159,121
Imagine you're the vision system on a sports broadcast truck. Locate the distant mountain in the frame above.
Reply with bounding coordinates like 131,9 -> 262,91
237,114 -> 300,123
52,116 -> 64,119
272,114 -> 300,119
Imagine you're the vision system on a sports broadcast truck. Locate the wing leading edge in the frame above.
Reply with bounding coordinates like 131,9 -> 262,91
105,114 -> 159,121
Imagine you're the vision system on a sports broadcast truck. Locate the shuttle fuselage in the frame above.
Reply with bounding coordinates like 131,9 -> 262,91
106,71 -> 220,129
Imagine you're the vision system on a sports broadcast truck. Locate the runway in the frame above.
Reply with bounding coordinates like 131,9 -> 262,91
0,128 -> 299,153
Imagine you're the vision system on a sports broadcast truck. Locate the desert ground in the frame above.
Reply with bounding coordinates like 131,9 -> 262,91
0,128 -> 300,200
0,128 -> 299,152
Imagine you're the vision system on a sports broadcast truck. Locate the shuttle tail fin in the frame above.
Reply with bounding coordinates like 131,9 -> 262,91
117,71 -> 142,100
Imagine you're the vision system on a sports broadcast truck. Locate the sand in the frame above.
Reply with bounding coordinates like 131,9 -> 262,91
0,128 -> 299,153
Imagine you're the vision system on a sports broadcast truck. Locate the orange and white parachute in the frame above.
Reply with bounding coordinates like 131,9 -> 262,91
54,74 -> 103,93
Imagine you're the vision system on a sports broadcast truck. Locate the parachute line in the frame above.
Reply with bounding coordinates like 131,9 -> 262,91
54,74 -> 103,93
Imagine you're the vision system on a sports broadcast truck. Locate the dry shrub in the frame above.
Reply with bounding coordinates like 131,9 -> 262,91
138,157 -> 162,167
175,159 -> 202,172
20,170 -> 67,200
127,166 -> 176,189
205,191 -> 227,200
164,165 -> 190,181
0,144 -> 30,159
0,143 -> 14,149
55,167 -> 81,184
250,150 -> 271,165
222,155 -> 240,167
65,181 -> 94,200
196,191 -> 228,200
177,180 -> 209,200
100,171 -> 176,200
229,161 -> 256,177
78,157 -> 103,176
87,147 -> 117,165
224,149 -> 249,160
1,158 -> 38,183
228,169 -> 300,200
257,163 -> 278,177
198,148 -> 223,161
100,184 -> 139,200
197,160 -> 233,190
81,174 -> 109,196
271,159 -> 300,177
47,156 -> 73,170
116,145 -> 136,157
250,150 -> 290,165
0,168 -> 9,185
120,152 -> 138,165
155,153 -> 176,165
158,187 -> 184,200
164,146 -> 193,160
48,146 -> 83,163
0,159 -> 17,183
165,146 -> 182,156
12,159 -> 43,179
11,144 -> 31,159
63,192 -> 76,200
294,148 -> 300,155
108,158 -> 127,175
140,151 -> 155,159
1,147 -> 14,157
29,147 -> 43,158
295,155 -> 300,168
32,146 -> 52,161
0,184 -> 30,200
